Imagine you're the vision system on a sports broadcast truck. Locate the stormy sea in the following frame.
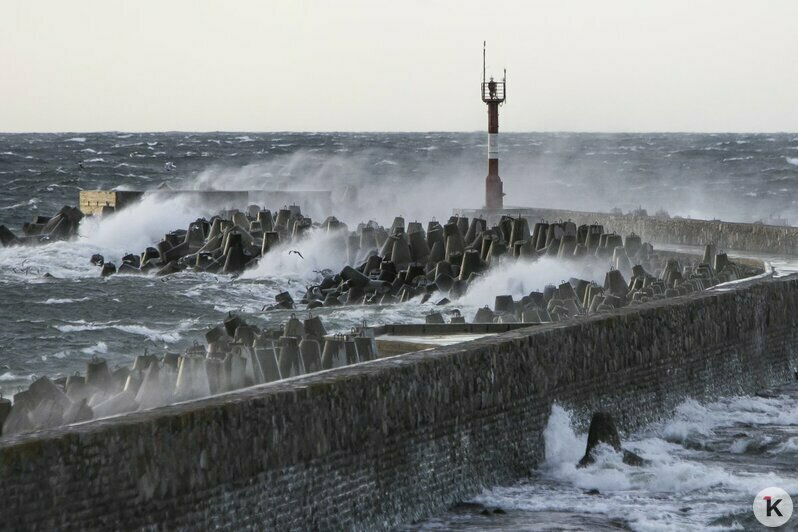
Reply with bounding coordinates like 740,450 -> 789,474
1,131 -> 798,530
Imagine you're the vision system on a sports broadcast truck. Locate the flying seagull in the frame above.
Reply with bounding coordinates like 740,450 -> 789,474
288,250 -> 304,259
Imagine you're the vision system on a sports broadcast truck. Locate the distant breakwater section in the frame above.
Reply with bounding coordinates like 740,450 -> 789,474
0,273 -> 796,531
457,207 -> 798,256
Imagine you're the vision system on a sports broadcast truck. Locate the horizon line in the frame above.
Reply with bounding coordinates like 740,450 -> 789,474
1,129 -> 797,135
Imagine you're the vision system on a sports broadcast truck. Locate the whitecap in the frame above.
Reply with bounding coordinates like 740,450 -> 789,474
0,371 -> 30,382
65,137 -> 86,142
42,297 -> 91,304
771,437 -> 798,455
81,341 -> 108,355
0,202 -> 27,210
55,321 -> 183,343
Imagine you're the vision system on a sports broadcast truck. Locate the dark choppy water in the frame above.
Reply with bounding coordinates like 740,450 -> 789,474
1,132 -> 797,530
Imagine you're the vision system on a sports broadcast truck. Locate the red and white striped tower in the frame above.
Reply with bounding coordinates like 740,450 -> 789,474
481,42 -> 506,209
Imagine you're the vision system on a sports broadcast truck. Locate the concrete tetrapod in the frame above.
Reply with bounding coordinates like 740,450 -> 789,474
578,412 -> 645,468
278,336 -> 304,378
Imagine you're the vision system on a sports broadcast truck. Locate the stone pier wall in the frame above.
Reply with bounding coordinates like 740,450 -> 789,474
456,206 -> 798,256
1,276 -> 797,531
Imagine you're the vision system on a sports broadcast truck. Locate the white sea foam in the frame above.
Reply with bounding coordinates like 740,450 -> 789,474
0,202 -> 28,210
42,297 -> 92,305
786,157 -> 798,166
81,341 -> 108,355
772,437 -> 798,455
65,137 -> 86,143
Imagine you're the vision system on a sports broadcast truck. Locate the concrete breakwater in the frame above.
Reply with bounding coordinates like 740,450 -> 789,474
457,206 -> 798,256
0,242 -> 760,437
0,272 -> 795,531
91,200 -> 759,319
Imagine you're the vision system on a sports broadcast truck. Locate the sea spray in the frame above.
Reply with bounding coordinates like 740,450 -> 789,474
0,193 -> 207,281
458,257 -> 604,309
79,192 -> 207,254
240,226 -> 349,281
182,149 -> 482,226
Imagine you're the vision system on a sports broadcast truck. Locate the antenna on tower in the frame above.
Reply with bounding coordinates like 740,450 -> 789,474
482,41 -> 486,84
504,68 -> 507,103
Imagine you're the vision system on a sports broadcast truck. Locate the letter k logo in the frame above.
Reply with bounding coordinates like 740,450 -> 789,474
755,488 -> 792,527
765,496 -> 783,517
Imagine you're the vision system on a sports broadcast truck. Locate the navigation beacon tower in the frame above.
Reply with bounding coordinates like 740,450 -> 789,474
481,42 -> 506,209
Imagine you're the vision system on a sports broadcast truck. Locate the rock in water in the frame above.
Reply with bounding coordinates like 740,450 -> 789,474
577,411 -> 644,468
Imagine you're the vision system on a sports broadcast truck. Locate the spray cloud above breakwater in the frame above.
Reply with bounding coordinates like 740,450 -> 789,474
2,132 -> 797,231
181,148 -> 481,226
161,132 -> 798,226
458,257 -> 605,308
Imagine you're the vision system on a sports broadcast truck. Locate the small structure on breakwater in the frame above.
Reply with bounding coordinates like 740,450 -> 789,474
78,189 -> 333,218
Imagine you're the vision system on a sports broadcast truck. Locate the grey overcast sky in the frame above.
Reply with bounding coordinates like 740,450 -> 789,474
1,0 -> 797,132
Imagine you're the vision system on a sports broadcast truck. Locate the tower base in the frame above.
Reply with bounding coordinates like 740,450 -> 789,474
485,174 -> 504,209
